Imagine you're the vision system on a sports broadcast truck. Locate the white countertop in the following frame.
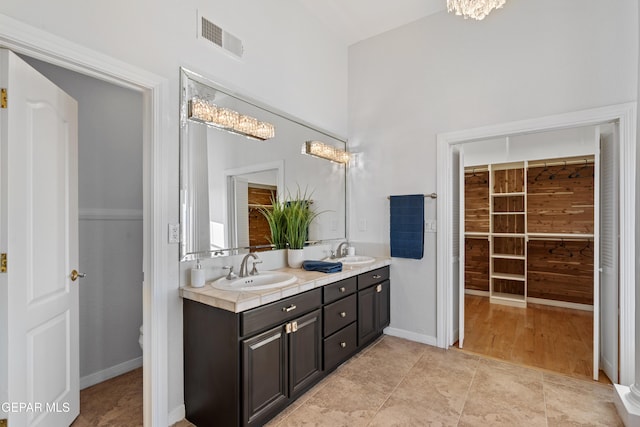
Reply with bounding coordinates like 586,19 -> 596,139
179,257 -> 391,313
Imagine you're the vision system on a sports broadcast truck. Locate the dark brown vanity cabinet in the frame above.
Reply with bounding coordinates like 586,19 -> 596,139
183,266 -> 391,427
242,308 -> 322,425
357,267 -> 391,346
322,277 -> 358,372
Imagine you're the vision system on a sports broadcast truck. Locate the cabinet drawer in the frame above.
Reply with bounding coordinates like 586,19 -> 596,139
323,322 -> 357,372
241,289 -> 321,337
323,277 -> 357,304
323,294 -> 357,337
358,266 -> 390,290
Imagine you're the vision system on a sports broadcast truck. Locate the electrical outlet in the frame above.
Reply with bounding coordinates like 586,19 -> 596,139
358,218 -> 367,232
168,224 -> 180,243
425,220 -> 437,233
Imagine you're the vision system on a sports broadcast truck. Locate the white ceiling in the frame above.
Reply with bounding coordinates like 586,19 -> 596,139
294,0 -> 447,46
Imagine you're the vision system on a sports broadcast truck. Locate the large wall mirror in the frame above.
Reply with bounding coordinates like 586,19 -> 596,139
179,68 -> 347,261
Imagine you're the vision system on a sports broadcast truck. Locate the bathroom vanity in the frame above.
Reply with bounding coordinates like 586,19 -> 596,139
181,261 -> 390,427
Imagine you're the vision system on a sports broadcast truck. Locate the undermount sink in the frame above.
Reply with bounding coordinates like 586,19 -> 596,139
325,255 -> 376,265
211,271 -> 298,291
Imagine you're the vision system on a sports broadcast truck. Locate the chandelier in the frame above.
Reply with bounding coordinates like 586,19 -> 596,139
447,0 -> 506,20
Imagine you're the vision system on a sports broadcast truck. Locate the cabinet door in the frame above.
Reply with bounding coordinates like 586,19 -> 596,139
358,286 -> 378,345
289,309 -> 323,397
242,325 -> 288,425
377,280 -> 390,330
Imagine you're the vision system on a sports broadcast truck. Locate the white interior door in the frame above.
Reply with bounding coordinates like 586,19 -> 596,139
599,125 -> 619,383
0,49 -> 80,426
450,147 -> 461,346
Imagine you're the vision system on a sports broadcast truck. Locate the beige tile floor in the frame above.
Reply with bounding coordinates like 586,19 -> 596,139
176,335 -> 621,426
263,335 -> 621,427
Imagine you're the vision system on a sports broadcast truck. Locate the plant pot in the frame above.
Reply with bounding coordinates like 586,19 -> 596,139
287,249 -> 305,268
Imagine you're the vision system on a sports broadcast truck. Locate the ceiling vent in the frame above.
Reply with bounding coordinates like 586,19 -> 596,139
199,14 -> 244,59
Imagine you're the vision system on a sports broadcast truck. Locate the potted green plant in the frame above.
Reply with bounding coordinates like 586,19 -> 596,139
283,189 -> 319,268
257,192 -> 287,250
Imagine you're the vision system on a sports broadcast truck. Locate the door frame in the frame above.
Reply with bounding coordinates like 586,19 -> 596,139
436,102 -> 637,386
0,13 -> 170,426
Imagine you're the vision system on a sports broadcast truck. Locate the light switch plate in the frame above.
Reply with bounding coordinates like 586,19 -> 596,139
168,224 -> 180,243
425,220 -> 437,233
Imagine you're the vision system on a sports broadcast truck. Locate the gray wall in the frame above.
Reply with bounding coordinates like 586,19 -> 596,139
348,0 -> 638,341
21,56 -> 144,384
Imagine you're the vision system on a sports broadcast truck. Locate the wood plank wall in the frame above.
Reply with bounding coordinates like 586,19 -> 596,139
527,240 -> 594,305
464,238 -> 489,292
248,187 -> 275,250
464,171 -> 489,233
527,164 -> 594,234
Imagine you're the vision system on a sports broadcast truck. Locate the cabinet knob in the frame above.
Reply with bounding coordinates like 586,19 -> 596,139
339,287 -> 346,293
340,342 -> 347,348
340,311 -> 347,318
372,274 -> 381,279
376,284 -> 382,293
281,304 -> 297,312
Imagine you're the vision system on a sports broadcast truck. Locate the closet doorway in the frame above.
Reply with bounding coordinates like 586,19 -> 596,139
435,104 -> 636,386
459,125 -> 615,382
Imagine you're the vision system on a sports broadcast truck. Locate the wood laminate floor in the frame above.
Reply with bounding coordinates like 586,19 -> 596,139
461,294 -> 603,382
70,368 -> 142,427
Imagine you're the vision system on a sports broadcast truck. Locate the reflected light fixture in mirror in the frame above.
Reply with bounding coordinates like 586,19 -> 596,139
304,140 -> 350,164
189,97 -> 276,141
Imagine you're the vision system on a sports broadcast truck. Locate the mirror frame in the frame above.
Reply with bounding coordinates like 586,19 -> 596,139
179,67 -> 348,261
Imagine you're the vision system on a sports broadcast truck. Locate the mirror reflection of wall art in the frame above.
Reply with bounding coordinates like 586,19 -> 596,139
179,68 -> 348,261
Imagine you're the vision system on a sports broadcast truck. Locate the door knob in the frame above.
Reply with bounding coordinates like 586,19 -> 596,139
70,269 -> 86,281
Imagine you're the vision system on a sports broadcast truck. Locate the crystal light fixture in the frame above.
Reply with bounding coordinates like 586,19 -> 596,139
304,141 -> 350,164
188,98 -> 275,141
447,0 -> 506,20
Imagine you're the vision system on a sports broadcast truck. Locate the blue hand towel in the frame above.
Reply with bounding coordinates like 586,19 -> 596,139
390,195 -> 424,259
302,260 -> 343,273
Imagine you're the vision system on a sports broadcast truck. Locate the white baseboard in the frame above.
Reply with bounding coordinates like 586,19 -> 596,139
80,356 -> 143,390
527,297 -> 593,312
168,404 -> 186,425
384,327 -> 438,347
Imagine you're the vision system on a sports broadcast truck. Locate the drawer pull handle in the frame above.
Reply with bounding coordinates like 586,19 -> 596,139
340,311 -> 347,318
282,304 -> 297,312
339,287 -> 346,292
340,342 -> 347,348
372,274 -> 382,279
376,284 -> 382,293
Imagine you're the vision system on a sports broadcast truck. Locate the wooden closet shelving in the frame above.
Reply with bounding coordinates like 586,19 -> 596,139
464,156 -> 595,309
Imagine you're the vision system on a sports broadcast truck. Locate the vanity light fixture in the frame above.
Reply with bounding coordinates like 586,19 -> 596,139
304,140 -> 350,164
188,98 -> 276,141
447,0 -> 506,20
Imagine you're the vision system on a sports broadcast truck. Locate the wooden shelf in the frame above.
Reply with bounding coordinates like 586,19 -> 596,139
492,233 -> 526,237
491,192 -> 525,197
527,233 -> 594,239
492,254 -> 526,260
492,273 -> 526,281
491,212 -> 525,215
491,292 -> 526,301
465,232 -> 489,237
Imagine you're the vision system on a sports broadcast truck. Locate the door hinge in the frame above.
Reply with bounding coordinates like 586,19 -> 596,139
0,253 -> 6,273
1,88 -> 6,109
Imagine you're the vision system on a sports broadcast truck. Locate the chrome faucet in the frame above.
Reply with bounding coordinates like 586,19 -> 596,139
333,241 -> 349,259
239,252 -> 261,277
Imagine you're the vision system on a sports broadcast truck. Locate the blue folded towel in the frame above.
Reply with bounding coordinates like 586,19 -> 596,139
390,194 -> 424,259
302,260 -> 343,273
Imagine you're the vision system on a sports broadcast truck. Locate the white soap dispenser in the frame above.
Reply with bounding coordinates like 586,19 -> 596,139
191,259 -> 205,288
